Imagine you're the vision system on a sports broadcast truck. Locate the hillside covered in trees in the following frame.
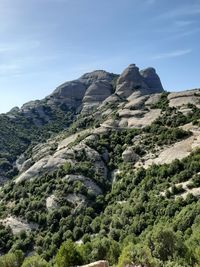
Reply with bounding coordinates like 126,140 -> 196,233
0,64 -> 200,267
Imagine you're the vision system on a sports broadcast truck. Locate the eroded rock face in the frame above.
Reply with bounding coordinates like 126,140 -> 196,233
139,124 -> 200,169
8,70 -> 116,123
48,80 -> 87,108
115,64 -> 164,98
15,140 -> 108,184
49,70 -> 116,110
84,81 -> 112,102
82,80 -> 113,112
21,100 -> 41,112
18,100 -> 51,125
5,64 -> 164,123
140,67 -> 164,94
168,89 -> 200,107
8,106 -> 20,113
79,70 -> 115,85
4,63 -> 165,186
116,64 -> 148,98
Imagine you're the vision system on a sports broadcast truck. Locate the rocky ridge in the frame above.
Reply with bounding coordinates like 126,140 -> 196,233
2,64 -> 200,187
8,64 -> 164,118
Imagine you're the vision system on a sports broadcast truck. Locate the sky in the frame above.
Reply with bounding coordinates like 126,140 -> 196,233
0,0 -> 200,113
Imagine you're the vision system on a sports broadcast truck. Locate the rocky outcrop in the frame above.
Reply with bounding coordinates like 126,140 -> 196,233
15,139 -> 108,184
2,63 -> 165,186
1,62 -> 200,259
0,216 -> 38,234
122,147 -> 139,163
48,80 -> 87,108
115,64 -> 164,98
8,106 -> 20,114
46,195 -> 59,210
119,108 -> 161,128
66,193 -> 86,205
6,70 -> 116,123
82,80 -> 113,112
116,64 -> 149,98
168,89 -> 200,107
5,65 -> 164,122
21,100 -> 42,112
48,70 -> 116,111
140,67 -> 164,93
140,124 -> 200,169
144,93 -> 162,106
79,260 -> 109,267
79,70 -> 115,85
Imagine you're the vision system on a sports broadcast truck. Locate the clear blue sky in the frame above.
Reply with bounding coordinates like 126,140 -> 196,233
0,0 -> 200,113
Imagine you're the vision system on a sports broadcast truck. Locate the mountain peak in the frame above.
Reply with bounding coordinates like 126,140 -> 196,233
115,64 -> 164,98
80,69 -> 115,82
140,67 -> 164,93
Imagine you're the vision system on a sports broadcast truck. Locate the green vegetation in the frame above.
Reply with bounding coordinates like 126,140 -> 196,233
0,250 -> 24,267
1,147 -> 200,266
0,104 -> 75,179
1,96 -> 200,266
55,240 -> 82,267
1,224 -> 200,266
151,91 -> 169,111
0,224 -> 13,253
22,255 -> 49,267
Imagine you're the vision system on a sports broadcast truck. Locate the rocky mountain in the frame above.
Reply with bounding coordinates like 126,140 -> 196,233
0,64 -> 200,267
0,64 -> 164,182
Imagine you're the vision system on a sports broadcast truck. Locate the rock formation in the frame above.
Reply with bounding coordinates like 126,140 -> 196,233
48,80 -> 87,108
122,147 -> 139,163
140,67 -> 164,93
115,64 -> 164,98
8,64 -> 163,120
1,62 -> 200,264
79,261 -> 109,267
82,80 -> 113,112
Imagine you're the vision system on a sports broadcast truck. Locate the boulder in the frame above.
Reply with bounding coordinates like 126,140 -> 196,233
79,260 -> 109,267
122,147 -> 139,163
46,195 -> 59,210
